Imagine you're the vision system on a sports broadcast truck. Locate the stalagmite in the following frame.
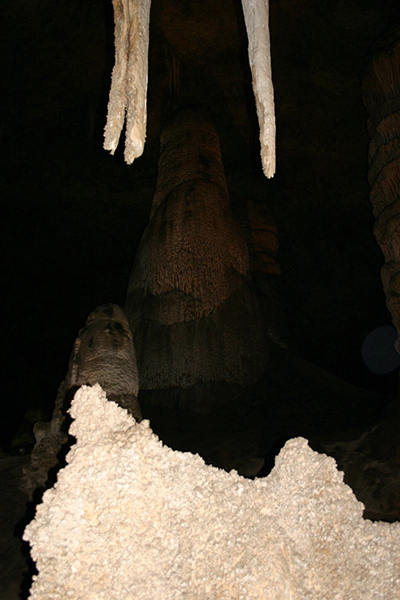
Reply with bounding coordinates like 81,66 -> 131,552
241,0 -> 276,178
104,0 -> 152,164
22,304 -> 141,498
125,108 -> 268,411
104,0 -> 276,177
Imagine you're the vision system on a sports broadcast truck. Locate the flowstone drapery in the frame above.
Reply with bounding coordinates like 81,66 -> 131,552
22,304 -> 141,498
104,0 -> 276,177
124,109 -> 268,410
241,0 -> 276,177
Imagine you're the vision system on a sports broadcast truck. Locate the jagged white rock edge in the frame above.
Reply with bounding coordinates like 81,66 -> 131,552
241,0 -> 276,178
104,0 -> 151,164
24,385 -> 400,600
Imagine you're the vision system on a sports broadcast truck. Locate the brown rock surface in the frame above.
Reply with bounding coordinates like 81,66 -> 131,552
125,109 -> 268,404
22,304 -> 141,499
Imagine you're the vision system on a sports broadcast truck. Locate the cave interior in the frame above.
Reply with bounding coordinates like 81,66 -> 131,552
1,0 -> 400,523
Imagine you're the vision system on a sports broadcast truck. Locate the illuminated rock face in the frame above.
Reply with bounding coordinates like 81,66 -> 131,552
104,0 -> 152,164
125,109 -> 268,409
362,24 -> 400,335
24,385 -> 400,600
240,199 -> 288,348
66,303 -> 141,420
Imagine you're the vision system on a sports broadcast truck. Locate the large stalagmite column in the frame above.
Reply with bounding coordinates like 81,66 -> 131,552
362,24 -> 400,335
241,0 -> 276,178
125,108 -> 268,412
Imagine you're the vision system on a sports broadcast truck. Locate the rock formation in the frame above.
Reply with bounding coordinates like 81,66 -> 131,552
65,303 -> 141,420
242,199 -> 280,278
362,23 -> 400,335
240,199 -> 288,347
23,384 -> 400,600
22,304 -> 141,497
125,108 -> 268,412
104,0 -> 276,176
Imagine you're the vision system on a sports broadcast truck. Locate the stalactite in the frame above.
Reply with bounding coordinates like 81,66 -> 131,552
104,0 -> 151,164
241,0 -> 276,178
104,0 -> 276,177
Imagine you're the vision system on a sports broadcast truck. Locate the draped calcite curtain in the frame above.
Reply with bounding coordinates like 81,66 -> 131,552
104,0 -> 276,177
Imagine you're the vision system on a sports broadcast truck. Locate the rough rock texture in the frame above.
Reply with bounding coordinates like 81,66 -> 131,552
322,399 -> 400,522
362,23 -> 400,334
125,109 -> 268,408
66,303 -> 141,418
104,0 -> 152,163
239,199 -> 287,347
4,0 -> 399,454
24,385 -> 400,600
22,304 -> 141,498
0,452 -> 30,600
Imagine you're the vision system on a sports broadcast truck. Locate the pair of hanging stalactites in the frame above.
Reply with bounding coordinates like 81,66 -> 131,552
103,0 -> 275,178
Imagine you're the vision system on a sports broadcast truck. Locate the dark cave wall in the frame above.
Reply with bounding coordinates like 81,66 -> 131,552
0,0 -> 398,446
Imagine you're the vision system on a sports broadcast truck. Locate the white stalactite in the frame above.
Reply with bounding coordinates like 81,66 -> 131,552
104,0 -> 276,178
104,0 -> 152,164
241,0 -> 276,178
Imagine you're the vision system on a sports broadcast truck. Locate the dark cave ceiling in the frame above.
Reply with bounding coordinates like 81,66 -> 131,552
1,0 -> 398,447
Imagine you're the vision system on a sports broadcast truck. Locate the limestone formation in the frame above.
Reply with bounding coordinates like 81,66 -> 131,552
125,108 -> 268,410
66,303 -> 141,420
323,402 -> 400,522
23,385 -> 400,600
23,304 -> 141,497
104,0 -> 276,176
362,23 -> 400,334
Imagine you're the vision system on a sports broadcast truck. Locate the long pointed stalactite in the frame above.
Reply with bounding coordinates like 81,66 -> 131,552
241,0 -> 276,178
124,108 -> 268,411
104,0 -> 276,177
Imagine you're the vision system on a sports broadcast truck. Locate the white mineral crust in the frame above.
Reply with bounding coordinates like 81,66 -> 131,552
24,384 -> 400,599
